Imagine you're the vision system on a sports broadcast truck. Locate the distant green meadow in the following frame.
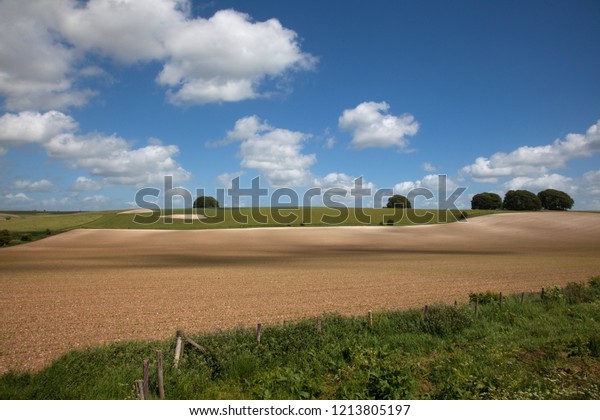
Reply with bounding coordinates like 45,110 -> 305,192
0,208 -> 497,246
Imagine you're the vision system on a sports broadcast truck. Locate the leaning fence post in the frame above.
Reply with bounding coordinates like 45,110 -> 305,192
156,350 -> 165,400
174,330 -> 184,369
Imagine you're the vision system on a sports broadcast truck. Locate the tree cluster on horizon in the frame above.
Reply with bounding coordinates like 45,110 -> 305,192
471,189 -> 574,211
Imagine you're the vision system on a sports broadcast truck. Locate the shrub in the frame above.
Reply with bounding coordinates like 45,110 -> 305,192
589,336 -> 600,358
503,190 -> 542,211
20,234 -> 32,242
385,219 -> 395,226
0,229 -> 11,246
421,305 -> 472,337
563,282 -> 592,304
588,276 -> 600,290
544,285 -> 564,301
471,192 -> 502,210
450,209 -> 467,221
537,189 -> 574,211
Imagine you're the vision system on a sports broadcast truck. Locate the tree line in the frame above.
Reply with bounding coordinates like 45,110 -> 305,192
471,189 -> 574,211
193,188 -> 574,212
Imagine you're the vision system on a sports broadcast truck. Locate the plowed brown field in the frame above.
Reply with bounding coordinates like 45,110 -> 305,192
1,212 -> 600,373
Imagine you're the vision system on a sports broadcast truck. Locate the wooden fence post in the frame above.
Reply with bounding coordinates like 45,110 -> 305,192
134,379 -> 145,400
423,305 -> 429,317
541,287 -> 545,301
368,310 -> 373,328
142,359 -> 150,400
156,350 -> 165,400
256,323 -> 262,344
474,298 -> 479,319
520,292 -> 525,304
316,316 -> 322,334
174,330 -> 183,369
499,292 -> 503,309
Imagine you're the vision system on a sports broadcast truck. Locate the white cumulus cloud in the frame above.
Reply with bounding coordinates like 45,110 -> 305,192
502,174 -> 576,193
218,115 -> 316,188
338,101 -> 419,150
461,119 -> 600,182
0,0 -> 315,110
0,111 -> 78,145
0,111 -> 191,187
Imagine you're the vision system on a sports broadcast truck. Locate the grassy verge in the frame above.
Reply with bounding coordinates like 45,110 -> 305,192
2,276 -> 599,400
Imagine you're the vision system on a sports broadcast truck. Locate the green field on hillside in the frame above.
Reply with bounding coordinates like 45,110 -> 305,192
0,208 -> 496,246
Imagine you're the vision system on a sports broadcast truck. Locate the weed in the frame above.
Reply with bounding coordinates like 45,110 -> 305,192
469,291 -> 500,304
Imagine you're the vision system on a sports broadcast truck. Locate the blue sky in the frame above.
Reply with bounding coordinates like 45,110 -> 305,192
1,0 -> 599,210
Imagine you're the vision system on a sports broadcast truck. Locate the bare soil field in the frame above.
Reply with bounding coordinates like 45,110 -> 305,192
1,212 -> 599,374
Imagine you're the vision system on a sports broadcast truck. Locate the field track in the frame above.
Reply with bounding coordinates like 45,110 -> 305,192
1,212 -> 600,373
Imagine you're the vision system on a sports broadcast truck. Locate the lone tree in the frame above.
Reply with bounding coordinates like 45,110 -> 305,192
193,196 -> 220,209
471,192 -> 502,210
537,189 -> 574,210
502,190 -> 542,211
386,194 -> 412,209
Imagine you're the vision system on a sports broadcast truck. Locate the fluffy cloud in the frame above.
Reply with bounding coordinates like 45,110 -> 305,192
3,192 -> 32,204
157,9 -> 316,105
0,1 -> 90,110
0,0 -> 314,110
71,176 -> 104,192
461,119 -> 600,182
0,111 -> 77,145
423,162 -> 438,172
14,179 -> 55,192
0,111 -> 191,187
502,174 -> 576,193
215,116 -> 378,197
338,102 -> 419,150
393,175 -> 468,209
218,116 -> 316,187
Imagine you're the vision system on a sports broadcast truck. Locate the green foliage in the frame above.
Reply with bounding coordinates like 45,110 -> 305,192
193,196 -> 220,208
0,229 -> 11,246
469,291 -> 501,304
589,276 -> 600,290
420,305 -> 472,337
562,282 -> 593,304
471,192 -> 502,210
537,189 -> 574,211
544,286 -> 564,301
386,194 -> 412,209
503,190 -> 542,211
